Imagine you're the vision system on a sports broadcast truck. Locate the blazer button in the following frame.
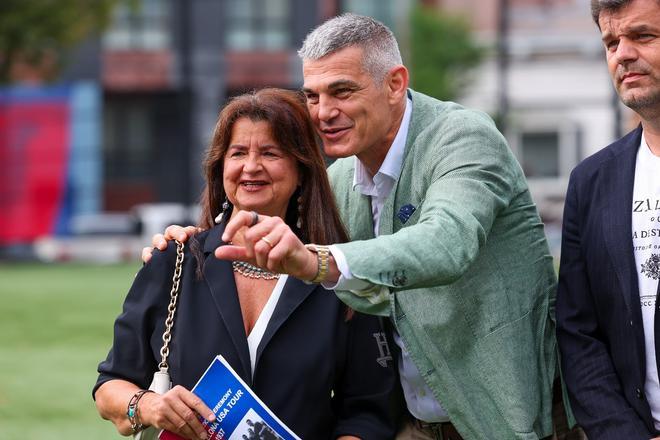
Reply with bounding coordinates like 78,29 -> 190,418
392,275 -> 407,287
636,388 -> 644,399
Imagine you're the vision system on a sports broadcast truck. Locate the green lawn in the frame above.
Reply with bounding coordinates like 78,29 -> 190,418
0,262 -> 141,439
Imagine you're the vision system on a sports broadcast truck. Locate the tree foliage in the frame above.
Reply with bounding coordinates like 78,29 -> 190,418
409,5 -> 483,101
0,0 -> 130,84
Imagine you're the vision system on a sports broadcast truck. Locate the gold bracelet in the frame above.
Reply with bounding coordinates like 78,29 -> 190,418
305,244 -> 330,283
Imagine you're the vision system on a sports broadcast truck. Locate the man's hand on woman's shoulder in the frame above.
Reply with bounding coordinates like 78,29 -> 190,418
141,225 -> 199,263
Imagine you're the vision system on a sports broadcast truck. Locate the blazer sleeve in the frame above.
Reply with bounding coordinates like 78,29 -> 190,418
92,244 -> 177,398
332,314 -> 400,438
556,173 -> 653,439
335,110 -> 521,290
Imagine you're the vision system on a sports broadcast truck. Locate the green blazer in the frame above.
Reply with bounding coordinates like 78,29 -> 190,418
328,90 -> 558,439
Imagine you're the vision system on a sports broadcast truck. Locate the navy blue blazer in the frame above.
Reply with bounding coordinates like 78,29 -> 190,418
94,225 -> 399,439
556,126 -> 659,439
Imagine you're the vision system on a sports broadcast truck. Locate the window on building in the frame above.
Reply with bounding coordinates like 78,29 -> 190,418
225,0 -> 290,51
520,131 -> 560,177
103,98 -> 154,181
103,0 -> 171,50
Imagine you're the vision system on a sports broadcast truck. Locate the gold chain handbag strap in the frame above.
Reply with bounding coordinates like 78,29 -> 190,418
158,240 -> 185,371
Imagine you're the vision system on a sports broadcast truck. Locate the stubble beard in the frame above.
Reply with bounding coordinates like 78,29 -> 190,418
619,85 -> 660,120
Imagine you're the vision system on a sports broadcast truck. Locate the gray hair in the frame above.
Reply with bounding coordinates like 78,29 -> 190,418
591,0 -> 660,25
298,13 -> 402,83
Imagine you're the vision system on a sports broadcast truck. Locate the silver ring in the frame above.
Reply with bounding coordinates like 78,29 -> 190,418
260,236 -> 274,248
250,211 -> 259,227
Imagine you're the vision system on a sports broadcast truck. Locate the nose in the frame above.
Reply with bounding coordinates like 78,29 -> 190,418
243,151 -> 262,173
614,38 -> 639,65
317,95 -> 339,122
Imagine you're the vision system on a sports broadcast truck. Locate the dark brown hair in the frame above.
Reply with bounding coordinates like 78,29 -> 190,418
198,88 -> 348,245
591,0 -> 660,26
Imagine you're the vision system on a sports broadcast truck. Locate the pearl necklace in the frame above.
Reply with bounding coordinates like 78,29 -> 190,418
231,261 -> 280,280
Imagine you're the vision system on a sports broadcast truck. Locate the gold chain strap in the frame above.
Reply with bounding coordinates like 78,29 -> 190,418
158,240 -> 185,371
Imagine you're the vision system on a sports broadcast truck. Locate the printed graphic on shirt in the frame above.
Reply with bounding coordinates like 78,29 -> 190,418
373,331 -> 393,367
641,254 -> 660,280
640,294 -> 657,308
633,198 -> 660,213
631,136 -> 660,429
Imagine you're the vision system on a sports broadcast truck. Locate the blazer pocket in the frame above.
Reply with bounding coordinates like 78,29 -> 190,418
459,270 -> 513,338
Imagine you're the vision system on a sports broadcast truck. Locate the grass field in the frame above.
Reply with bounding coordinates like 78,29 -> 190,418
0,261 -> 142,439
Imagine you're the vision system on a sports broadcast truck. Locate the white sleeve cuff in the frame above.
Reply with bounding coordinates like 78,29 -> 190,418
322,245 -> 373,291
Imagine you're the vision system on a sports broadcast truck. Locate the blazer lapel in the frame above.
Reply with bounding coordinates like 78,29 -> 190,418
601,127 -> 646,366
202,225 -> 252,381
348,187 -> 375,240
253,277 -> 316,370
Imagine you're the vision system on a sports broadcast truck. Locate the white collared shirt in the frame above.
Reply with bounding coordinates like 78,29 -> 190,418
327,97 -> 449,423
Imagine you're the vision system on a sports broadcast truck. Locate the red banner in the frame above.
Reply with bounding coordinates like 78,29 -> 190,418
0,98 -> 70,245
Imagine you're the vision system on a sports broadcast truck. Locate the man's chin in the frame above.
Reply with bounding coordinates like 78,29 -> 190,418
621,90 -> 660,112
322,143 -> 355,159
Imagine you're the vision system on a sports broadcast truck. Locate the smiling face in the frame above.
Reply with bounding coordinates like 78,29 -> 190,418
302,46 -> 406,173
222,118 -> 300,219
599,0 -> 660,114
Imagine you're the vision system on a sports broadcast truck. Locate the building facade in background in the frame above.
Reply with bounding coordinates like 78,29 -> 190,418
433,0 -> 635,225
99,0 -> 410,212
0,0 -> 410,251
4,0 -> 628,257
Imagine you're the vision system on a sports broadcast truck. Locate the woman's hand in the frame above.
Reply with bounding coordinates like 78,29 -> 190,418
139,385 -> 215,440
215,210 -> 319,281
95,380 -> 213,439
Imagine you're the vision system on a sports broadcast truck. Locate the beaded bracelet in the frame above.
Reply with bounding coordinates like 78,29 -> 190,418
127,389 -> 153,434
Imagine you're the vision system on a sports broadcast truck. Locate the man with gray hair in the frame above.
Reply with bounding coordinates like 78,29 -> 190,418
148,14 -> 567,439
556,0 -> 660,438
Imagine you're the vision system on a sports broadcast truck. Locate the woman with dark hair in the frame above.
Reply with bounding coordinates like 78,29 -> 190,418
93,88 -> 398,439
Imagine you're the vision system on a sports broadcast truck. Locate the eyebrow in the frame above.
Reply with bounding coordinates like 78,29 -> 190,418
228,144 -> 280,150
602,24 -> 657,42
302,79 -> 361,94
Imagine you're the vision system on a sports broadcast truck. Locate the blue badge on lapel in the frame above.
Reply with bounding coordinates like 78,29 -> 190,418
397,204 -> 416,224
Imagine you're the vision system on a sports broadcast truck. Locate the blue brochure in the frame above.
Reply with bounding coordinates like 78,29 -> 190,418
160,355 -> 300,440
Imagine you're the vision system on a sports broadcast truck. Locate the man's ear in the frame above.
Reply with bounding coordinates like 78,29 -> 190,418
386,65 -> 409,104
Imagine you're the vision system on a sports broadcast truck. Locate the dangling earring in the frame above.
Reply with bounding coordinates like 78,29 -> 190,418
296,192 -> 303,229
215,198 -> 230,224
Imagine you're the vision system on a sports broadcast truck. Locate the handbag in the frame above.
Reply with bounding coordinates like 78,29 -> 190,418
135,240 -> 185,440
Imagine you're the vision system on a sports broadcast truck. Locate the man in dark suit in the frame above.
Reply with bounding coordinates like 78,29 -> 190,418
556,0 -> 660,438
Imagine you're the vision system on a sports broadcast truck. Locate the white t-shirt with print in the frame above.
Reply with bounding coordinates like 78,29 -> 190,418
632,132 -> 660,430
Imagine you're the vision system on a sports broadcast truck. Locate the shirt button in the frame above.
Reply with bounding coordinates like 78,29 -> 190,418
636,388 -> 644,399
